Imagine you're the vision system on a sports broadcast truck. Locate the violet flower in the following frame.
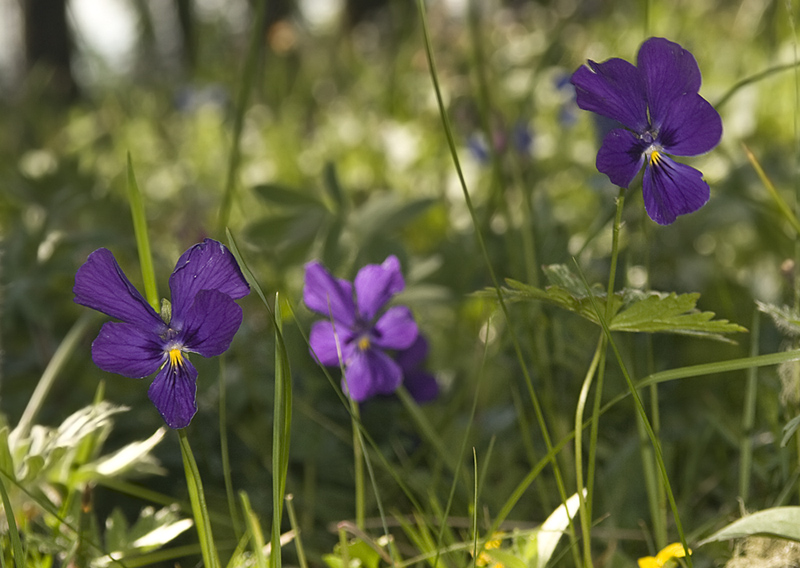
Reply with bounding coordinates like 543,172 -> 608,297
73,239 -> 250,429
304,256 -> 419,402
395,335 -> 439,403
571,37 -> 722,225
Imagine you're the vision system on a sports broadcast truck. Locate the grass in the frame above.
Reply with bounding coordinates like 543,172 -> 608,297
2,0 -> 800,566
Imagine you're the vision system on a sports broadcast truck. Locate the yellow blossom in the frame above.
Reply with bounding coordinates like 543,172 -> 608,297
638,542 -> 691,568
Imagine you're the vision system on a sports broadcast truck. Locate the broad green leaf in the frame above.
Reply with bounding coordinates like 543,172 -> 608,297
252,183 -> 324,209
698,507 -> 800,544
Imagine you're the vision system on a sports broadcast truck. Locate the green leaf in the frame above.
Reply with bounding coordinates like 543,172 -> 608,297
490,264 -> 745,341
252,183 -> 324,209
610,291 -> 747,339
698,507 -> 800,544
757,301 -> 800,337
782,415 -> 800,447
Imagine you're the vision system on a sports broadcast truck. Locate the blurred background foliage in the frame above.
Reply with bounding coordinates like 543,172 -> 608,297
1,0 -> 800,565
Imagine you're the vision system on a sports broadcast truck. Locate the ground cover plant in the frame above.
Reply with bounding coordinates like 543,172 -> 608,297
2,0 -> 800,566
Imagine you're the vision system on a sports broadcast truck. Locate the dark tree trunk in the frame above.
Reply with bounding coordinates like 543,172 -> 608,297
24,0 -> 78,101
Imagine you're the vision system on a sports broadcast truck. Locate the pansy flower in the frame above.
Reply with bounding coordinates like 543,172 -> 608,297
303,256 -> 419,402
395,335 -> 439,403
73,238 -> 250,429
571,37 -> 722,224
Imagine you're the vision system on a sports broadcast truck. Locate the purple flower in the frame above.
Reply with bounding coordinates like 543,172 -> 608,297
304,256 -> 419,402
73,239 -> 250,429
570,37 -> 722,225
395,335 -> 438,403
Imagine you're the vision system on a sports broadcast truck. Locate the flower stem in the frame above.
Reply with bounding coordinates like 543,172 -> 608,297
351,401 -> 365,530
574,338 -> 604,568
178,429 -> 220,568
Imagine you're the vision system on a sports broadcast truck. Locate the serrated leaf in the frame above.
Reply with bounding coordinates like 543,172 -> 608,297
757,301 -> 800,337
698,507 -> 800,544
492,278 -> 745,341
610,292 -> 747,339
542,264 -> 604,297
499,279 -> 623,326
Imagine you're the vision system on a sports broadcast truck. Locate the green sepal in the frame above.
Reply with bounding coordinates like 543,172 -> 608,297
160,298 -> 172,325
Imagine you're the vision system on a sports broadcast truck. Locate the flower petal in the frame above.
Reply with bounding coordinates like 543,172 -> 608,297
372,306 -> 418,351
571,57 -> 648,132
395,334 -> 429,370
73,248 -> 165,333
404,369 -> 439,403
309,320 -> 356,366
169,239 -> 249,325
642,154 -> 710,225
656,94 -> 722,156
92,321 -> 165,378
303,261 -> 356,326
354,256 -> 405,322
180,289 -> 244,357
148,354 -> 198,429
344,348 -> 403,401
637,37 -> 703,131
596,128 -> 647,187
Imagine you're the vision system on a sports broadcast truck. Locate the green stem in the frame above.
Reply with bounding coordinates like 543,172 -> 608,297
219,358 -> 243,538
217,0 -> 268,233
178,429 -> 220,568
415,4 -> 578,564
351,401 -> 365,530
574,338 -> 604,568
739,311 -> 761,502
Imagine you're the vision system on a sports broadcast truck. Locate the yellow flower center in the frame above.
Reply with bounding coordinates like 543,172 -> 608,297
169,348 -> 185,368
358,336 -> 371,351
649,150 -> 663,167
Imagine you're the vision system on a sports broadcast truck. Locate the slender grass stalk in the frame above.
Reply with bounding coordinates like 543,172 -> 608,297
242,491 -> 268,568
743,144 -> 800,236
178,429 -> 220,568
574,338 -> 604,568
739,311 -> 761,503
576,263 -> 692,568
272,293 -> 293,568
216,0 -> 268,233
351,401 -> 366,530
285,495 -> 308,568
415,5 -> 578,565
575,187 -> 626,566
219,358 -> 243,538
715,61 -> 800,110
12,313 -> 93,442
0,471 -> 25,567
125,152 -> 159,311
